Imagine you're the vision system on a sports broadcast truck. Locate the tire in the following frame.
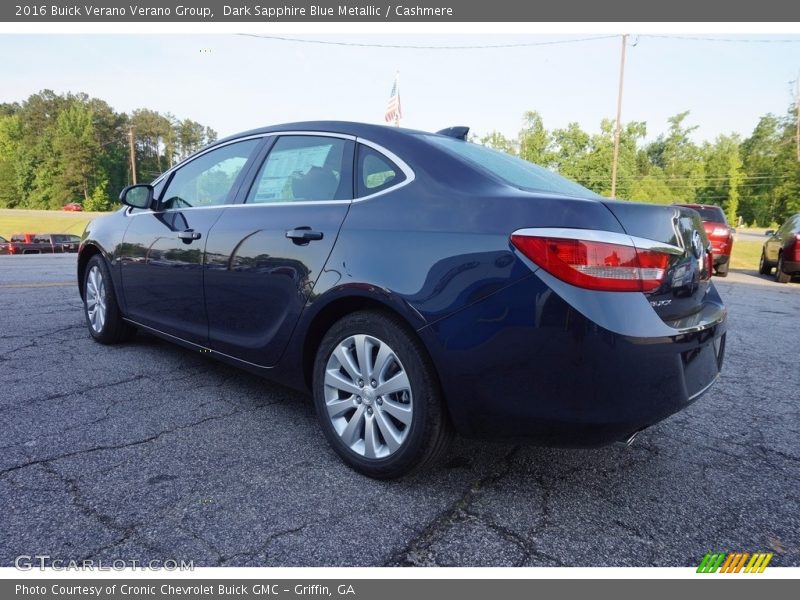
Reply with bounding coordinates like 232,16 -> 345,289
775,254 -> 791,284
715,262 -> 729,277
758,250 -> 771,275
312,310 -> 452,479
83,254 -> 136,344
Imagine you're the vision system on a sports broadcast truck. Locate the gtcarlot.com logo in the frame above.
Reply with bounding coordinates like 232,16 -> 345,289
697,552 -> 773,573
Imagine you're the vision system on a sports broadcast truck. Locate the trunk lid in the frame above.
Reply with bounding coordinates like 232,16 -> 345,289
601,201 -> 713,325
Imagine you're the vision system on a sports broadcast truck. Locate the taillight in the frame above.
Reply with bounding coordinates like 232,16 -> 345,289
510,234 -> 671,292
705,248 -> 714,276
8,243 -> 16,254
793,234 -> 800,262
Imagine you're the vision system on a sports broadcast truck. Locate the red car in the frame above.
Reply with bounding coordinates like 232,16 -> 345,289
63,202 -> 83,211
675,204 -> 734,277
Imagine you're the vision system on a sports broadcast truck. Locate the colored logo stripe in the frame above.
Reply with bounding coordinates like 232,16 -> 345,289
697,552 -> 773,573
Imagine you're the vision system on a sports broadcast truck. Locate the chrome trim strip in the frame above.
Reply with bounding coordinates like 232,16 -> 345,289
264,130 -> 357,141
123,318 -> 273,370
129,132 -> 416,215
127,199 -> 352,216
510,227 -> 684,256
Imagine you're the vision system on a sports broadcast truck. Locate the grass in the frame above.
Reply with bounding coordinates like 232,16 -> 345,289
730,239 -> 763,271
0,208 -> 112,239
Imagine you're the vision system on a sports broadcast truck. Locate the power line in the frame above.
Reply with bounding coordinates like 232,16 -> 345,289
235,33 -> 619,50
236,32 -> 800,50
641,34 -> 800,44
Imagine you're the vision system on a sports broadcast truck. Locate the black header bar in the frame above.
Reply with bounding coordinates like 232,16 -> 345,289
3,0 -> 800,22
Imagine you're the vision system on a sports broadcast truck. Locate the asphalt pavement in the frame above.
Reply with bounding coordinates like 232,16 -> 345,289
0,255 -> 798,567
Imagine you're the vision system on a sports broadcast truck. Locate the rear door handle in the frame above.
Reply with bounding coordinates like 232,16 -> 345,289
178,229 -> 202,242
286,227 -> 324,244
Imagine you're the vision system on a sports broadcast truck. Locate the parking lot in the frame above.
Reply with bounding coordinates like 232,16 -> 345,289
0,254 -> 798,567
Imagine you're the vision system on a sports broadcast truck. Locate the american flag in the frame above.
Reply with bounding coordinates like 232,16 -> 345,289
384,74 -> 402,125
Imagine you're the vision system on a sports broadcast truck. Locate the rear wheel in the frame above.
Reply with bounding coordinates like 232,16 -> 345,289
758,250 -> 771,275
312,311 -> 451,479
83,254 -> 136,344
775,254 -> 791,284
715,262 -> 729,277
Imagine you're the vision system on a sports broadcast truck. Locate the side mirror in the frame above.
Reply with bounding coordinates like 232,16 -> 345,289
120,184 -> 153,209
765,230 -> 775,236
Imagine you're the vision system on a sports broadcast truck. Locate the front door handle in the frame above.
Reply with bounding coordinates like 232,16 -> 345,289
286,227 -> 324,245
178,229 -> 202,242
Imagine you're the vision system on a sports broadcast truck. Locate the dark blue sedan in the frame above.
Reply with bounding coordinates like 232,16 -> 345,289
78,121 -> 727,478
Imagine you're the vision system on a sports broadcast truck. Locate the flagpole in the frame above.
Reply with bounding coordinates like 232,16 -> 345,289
395,71 -> 400,127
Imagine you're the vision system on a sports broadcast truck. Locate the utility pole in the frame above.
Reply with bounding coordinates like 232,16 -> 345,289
128,126 -> 137,185
610,34 -> 628,199
795,74 -> 799,162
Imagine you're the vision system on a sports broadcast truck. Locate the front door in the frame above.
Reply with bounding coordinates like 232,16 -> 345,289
118,138 -> 262,343
204,134 -> 355,366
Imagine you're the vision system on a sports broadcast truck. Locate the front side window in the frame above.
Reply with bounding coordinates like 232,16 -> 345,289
160,139 -> 260,209
247,136 -> 353,203
357,145 -> 406,197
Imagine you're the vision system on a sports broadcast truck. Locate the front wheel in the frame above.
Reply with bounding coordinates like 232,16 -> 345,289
83,254 -> 136,344
312,311 -> 451,479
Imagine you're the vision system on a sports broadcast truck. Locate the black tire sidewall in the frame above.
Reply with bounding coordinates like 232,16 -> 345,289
312,311 -> 443,479
83,254 -> 126,343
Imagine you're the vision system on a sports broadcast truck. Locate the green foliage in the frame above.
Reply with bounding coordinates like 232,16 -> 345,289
0,90 -> 217,210
477,107 -> 800,226
84,178 -> 114,212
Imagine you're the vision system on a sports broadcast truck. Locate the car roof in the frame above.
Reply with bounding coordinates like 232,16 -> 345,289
213,120 -> 433,146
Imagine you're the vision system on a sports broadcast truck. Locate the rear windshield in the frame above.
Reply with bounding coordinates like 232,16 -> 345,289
688,205 -> 727,224
425,135 -> 600,198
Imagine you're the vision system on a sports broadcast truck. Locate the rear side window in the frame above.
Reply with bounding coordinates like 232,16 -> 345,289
356,145 -> 406,197
246,136 -> 354,203
425,135 -> 598,198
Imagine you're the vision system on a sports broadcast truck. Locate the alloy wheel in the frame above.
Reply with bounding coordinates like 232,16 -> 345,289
85,265 -> 107,333
323,334 -> 413,459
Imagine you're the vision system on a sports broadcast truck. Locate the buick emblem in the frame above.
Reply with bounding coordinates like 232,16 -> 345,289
691,230 -> 703,258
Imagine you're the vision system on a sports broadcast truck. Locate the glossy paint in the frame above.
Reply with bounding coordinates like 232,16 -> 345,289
79,121 -> 727,446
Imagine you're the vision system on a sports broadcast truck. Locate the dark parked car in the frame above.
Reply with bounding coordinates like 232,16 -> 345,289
760,213 -> 800,283
77,121 -> 726,478
674,204 -> 734,277
0,235 -> 10,255
7,233 -> 80,254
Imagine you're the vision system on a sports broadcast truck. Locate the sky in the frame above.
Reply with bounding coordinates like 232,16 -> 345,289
0,33 -> 798,143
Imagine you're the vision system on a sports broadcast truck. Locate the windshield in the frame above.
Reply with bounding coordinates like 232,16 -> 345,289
425,135 -> 600,198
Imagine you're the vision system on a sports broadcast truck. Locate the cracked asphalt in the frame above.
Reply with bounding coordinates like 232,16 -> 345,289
0,254 -> 798,567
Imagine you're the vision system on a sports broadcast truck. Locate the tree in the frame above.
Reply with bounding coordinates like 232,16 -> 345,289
51,102 -> 102,207
517,111 -> 552,166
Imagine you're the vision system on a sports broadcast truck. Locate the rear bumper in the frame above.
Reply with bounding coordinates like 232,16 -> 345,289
419,272 -> 726,446
713,253 -> 730,267
781,259 -> 800,275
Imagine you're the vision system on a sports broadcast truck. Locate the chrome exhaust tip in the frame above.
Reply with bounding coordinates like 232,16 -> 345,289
616,430 -> 641,449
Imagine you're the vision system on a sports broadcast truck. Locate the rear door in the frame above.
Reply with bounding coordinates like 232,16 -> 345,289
204,133 -> 354,366
118,137 -> 262,343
